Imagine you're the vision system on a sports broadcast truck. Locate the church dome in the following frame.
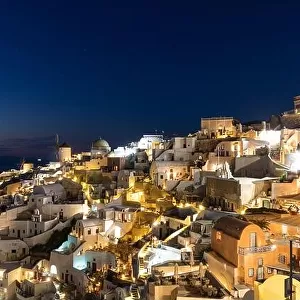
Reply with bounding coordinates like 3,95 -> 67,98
92,138 -> 110,149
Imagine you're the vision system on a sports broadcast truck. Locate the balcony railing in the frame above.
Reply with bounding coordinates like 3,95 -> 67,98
238,245 -> 274,255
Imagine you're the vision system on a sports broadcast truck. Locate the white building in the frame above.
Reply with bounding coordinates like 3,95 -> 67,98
9,208 -> 58,239
58,142 -> 72,162
31,183 -> 66,204
0,237 -> 29,262
137,135 -> 164,150
0,258 -> 51,300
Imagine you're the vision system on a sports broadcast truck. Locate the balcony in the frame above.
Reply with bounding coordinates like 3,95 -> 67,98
238,245 -> 274,255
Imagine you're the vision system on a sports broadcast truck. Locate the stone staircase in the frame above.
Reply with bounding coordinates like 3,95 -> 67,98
138,244 -> 153,276
130,285 -> 140,300
139,258 -> 145,273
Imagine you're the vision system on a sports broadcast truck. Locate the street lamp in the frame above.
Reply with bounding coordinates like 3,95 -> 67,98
285,240 -> 297,300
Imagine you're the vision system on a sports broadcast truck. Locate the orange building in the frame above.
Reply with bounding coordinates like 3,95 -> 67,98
204,216 -> 277,290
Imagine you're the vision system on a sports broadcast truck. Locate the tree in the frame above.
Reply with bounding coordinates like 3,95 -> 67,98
248,218 -> 270,231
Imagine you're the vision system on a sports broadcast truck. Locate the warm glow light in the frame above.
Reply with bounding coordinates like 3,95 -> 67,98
290,152 -> 300,172
152,221 -> 159,227
115,226 -> 121,239
50,265 -> 57,275
198,204 -> 205,211
258,130 -> 280,147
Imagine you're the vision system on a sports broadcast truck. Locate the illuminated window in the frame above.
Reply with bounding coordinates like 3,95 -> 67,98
248,268 -> 254,277
267,268 -> 273,274
258,258 -> 263,266
216,231 -> 222,241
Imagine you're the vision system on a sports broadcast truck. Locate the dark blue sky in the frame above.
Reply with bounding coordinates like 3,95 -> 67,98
0,1 -> 300,156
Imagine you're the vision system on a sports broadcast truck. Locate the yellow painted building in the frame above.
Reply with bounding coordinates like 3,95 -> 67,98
254,274 -> 300,300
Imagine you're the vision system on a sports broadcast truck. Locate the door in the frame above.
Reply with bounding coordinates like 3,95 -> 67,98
65,273 -> 69,283
250,232 -> 257,247
17,230 -> 20,238
159,227 -> 162,239
92,262 -> 97,273
257,267 -> 264,280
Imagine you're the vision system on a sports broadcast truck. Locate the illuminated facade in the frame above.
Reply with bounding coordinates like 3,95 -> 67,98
204,216 -> 277,291
201,117 -> 237,138
58,142 -> 72,162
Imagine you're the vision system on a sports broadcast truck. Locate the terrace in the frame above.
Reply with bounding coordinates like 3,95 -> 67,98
150,269 -> 226,299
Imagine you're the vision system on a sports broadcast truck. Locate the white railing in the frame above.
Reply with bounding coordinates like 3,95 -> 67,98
239,245 -> 274,255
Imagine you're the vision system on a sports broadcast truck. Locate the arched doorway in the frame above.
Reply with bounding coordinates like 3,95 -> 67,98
50,265 -> 58,276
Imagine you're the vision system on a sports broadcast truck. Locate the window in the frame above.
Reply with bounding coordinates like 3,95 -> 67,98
22,248 -> 26,254
12,229 -> 15,233
216,231 -> 222,241
11,250 -> 16,254
96,228 -> 99,234
267,268 -> 273,274
30,229 -> 32,233
160,175 -> 163,179
35,224 -> 37,228
249,232 -> 257,247
258,258 -> 263,266
23,230 -> 25,234
248,268 -> 254,277
87,229 -> 91,235
170,169 -> 173,173
279,254 -> 286,264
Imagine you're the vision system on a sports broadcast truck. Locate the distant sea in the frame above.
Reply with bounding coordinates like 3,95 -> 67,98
0,156 -> 48,172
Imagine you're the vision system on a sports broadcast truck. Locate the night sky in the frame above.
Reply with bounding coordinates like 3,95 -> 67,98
1,1 -> 300,156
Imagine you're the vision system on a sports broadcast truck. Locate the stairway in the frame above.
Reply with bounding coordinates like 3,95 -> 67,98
139,258 -> 145,273
130,285 -> 140,299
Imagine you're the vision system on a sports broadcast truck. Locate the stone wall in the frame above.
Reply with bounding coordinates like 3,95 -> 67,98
271,179 -> 299,199
206,177 -> 241,208
24,215 -> 78,248
234,156 -> 276,178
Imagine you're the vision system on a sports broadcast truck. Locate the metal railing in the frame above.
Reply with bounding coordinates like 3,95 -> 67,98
238,245 -> 273,255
